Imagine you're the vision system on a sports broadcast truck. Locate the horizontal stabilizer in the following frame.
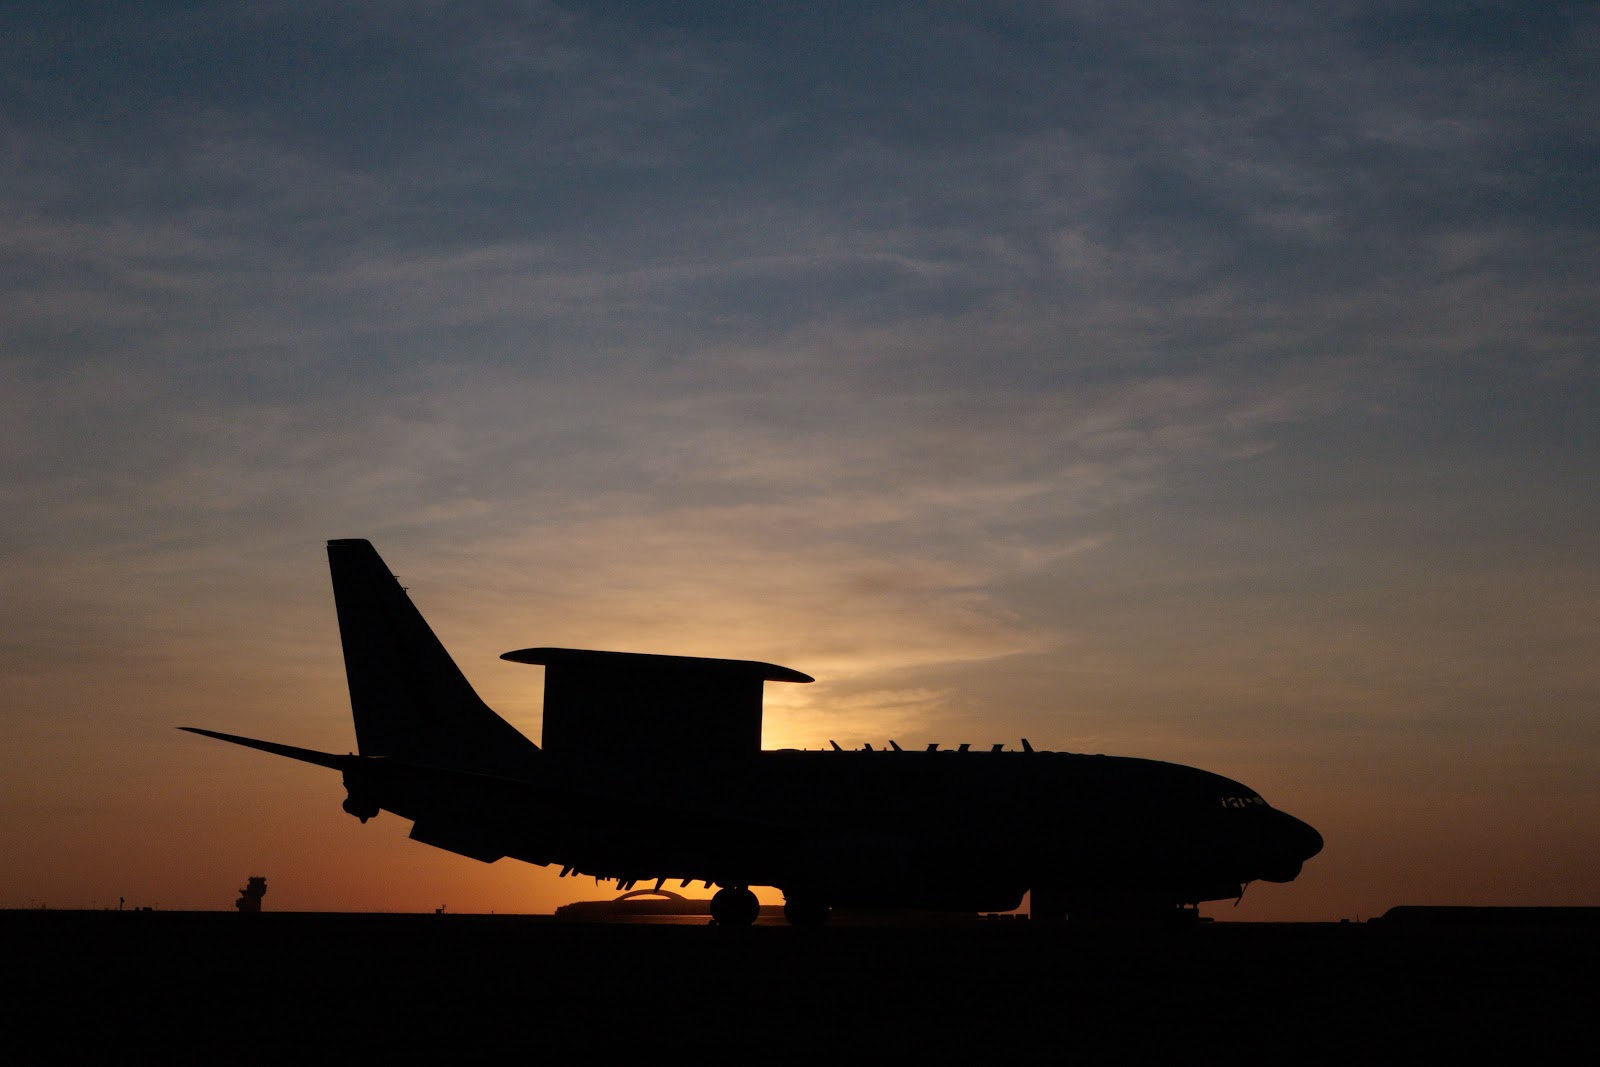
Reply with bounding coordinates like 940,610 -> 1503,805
179,727 -> 353,771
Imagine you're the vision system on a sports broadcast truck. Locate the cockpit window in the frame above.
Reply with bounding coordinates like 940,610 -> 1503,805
1220,795 -> 1268,809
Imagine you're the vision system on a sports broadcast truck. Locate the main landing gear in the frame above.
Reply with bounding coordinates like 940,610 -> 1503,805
710,885 -> 832,927
709,885 -> 760,927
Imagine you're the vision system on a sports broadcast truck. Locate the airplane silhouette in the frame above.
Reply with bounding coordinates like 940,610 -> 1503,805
183,539 -> 1323,926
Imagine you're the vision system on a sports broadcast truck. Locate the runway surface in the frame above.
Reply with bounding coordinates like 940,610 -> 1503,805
6,910 -> 1591,1062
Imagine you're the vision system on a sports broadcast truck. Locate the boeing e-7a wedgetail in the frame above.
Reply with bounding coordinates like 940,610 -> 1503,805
183,539 -> 1323,926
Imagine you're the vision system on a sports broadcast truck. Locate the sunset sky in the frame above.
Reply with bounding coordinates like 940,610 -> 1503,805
3,2 -> 1595,920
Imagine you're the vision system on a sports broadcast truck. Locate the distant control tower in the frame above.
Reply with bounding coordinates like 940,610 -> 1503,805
235,876 -> 267,913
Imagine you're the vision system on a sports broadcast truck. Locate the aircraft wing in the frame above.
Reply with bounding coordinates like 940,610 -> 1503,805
180,725 -> 795,871
180,725 -> 785,824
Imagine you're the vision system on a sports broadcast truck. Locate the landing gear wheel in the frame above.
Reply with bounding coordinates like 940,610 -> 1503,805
710,886 -> 760,926
782,895 -> 830,928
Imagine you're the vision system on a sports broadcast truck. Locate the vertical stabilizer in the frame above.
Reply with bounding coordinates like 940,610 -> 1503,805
327,539 -> 538,777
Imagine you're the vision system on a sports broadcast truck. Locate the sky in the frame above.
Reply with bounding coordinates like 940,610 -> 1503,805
2,1 -> 1596,920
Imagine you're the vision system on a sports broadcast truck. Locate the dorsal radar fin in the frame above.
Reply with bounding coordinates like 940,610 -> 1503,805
500,647 -> 811,769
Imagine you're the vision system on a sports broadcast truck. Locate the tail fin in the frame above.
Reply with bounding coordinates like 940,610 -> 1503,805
327,539 -> 538,777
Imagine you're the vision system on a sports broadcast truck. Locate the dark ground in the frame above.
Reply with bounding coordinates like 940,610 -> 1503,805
5,910 -> 1592,1063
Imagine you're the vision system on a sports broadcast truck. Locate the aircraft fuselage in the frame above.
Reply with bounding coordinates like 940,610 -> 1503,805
185,539 -> 1324,925
351,744 -> 1322,916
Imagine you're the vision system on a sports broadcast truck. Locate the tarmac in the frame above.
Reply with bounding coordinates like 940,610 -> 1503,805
5,909 -> 1592,1062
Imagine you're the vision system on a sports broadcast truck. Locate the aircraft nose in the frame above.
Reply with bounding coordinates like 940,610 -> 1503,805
1250,809 -> 1323,883
1293,815 -> 1324,861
